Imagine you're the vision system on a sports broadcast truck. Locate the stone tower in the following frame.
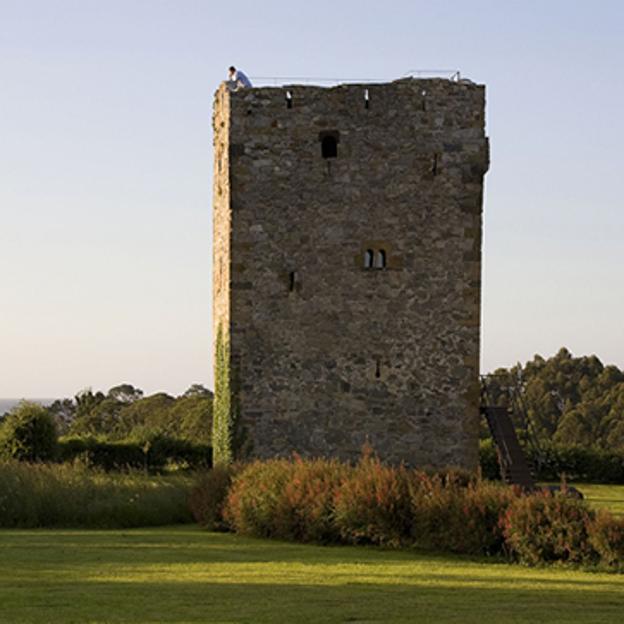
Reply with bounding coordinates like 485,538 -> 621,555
212,78 -> 489,469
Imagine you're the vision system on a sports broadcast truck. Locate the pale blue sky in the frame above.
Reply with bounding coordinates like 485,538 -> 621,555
1,0 -> 623,397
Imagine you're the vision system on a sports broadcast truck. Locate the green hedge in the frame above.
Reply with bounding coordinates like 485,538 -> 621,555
480,440 -> 624,484
58,436 -> 212,471
536,445 -> 624,484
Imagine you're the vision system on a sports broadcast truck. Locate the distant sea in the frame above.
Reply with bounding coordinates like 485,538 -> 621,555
0,398 -> 57,416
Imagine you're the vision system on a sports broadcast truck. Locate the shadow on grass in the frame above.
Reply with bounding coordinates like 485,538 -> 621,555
3,578 -> 624,624
0,527 -> 613,575
1,527 -> 624,624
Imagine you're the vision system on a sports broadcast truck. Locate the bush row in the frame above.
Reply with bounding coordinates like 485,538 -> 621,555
480,440 -> 624,484
0,460 -> 193,528
191,455 -> 624,570
57,436 -> 212,471
0,402 -> 212,471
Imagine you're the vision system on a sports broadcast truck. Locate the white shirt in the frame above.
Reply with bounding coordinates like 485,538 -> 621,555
232,70 -> 252,88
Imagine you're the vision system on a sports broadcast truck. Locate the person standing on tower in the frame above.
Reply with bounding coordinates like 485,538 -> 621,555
227,66 -> 253,90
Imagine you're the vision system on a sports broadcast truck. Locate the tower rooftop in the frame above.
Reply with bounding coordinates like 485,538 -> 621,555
243,70 -> 466,88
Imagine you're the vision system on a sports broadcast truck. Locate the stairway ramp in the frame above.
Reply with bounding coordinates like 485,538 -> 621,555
482,406 -> 535,491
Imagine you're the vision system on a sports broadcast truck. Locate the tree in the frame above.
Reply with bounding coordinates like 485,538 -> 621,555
168,394 -> 213,444
74,388 -> 106,420
46,398 -> 76,435
107,384 -> 143,404
114,393 -> 176,440
0,401 -> 58,461
554,401 -> 608,447
183,384 -> 212,398
484,348 -> 624,450
70,397 -> 124,438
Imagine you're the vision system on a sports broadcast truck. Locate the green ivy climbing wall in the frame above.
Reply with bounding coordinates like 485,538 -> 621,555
212,324 -> 233,464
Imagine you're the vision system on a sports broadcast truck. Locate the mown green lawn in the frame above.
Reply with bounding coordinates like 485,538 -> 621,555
1,526 -> 624,624
1,483 -> 622,623
579,483 -> 624,516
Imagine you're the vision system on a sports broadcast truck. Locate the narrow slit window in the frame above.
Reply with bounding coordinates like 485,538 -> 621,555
375,250 -> 386,269
321,135 -> 337,159
432,153 -> 438,176
364,89 -> 370,109
285,91 -> 293,109
288,271 -> 296,292
375,359 -> 381,379
364,249 -> 374,269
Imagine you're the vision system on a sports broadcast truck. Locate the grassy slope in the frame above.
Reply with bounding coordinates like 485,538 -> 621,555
1,526 -> 624,624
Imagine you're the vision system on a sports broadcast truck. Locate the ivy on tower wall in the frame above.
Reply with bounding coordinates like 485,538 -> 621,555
212,323 -> 233,464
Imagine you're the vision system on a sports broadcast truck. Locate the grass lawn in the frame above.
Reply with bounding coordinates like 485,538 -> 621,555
1,526 -> 624,624
578,483 -> 624,516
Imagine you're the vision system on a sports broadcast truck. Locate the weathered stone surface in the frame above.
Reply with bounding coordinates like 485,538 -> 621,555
213,78 -> 489,470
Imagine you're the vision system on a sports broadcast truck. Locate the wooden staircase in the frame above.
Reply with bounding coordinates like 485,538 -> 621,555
481,405 -> 535,491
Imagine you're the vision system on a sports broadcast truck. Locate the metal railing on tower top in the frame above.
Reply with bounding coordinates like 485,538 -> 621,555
248,70 -> 461,87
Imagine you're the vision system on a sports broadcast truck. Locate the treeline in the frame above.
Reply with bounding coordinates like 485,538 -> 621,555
0,384 -> 213,471
485,348 -> 624,450
3,348 -> 623,455
38,383 -> 213,444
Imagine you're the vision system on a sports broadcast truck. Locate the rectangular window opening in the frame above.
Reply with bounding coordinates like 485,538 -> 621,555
319,131 -> 339,159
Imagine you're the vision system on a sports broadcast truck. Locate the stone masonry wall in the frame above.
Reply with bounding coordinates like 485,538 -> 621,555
212,87 -> 231,374
212,78 -> 489,469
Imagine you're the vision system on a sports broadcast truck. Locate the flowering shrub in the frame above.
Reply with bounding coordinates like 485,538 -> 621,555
333,452 -> 412,546
189,463 -> 238,530
587,511 -> 624,569
410,474 -> 518,555
501,492 -> 596,565
223,459 -> 294,538
222,457 -> 347,542
198,453 -> 624,570
273,457 -> 347,542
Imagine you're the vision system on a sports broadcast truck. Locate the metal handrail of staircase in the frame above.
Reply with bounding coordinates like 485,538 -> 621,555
485,408 -> 514,474
480,379 -> 510,468
480,376 -> 534,481
480,373 -> 543,452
